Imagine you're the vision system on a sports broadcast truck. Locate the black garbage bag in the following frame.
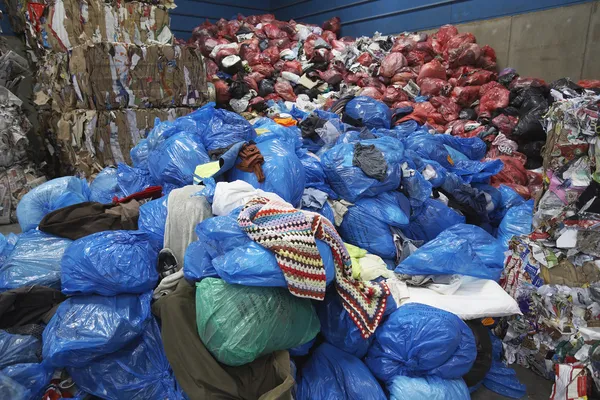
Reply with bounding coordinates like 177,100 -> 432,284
459,108 -> 477,120
550,78 -> 586,99
511,87 -> 549,142
498,72 -> 518,87
463,320 -> 493,388
519,140 -> 544,169
299,114 -> 327,141
258,79 -> 275,98
229,78 -> 250,99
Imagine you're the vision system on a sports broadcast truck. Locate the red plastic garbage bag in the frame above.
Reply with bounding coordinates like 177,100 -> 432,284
199,37 -> 219,57
205,59 -> 219,79
448,43 -> 481,68
270,38 -> 291,49
282,60 -> 303,76
215,80 -> 231,104
322,30 -> 337,44
260,14 -> 276,23
331,39 -> 347,51
430,96 -> 461,122
417,59 -> 447,83
391,71 -> 417,85
252,64 -> 275,78
435,25 -> 459,47
397,102 -> 437,125
360,87 -> 383,100
345,72 -> 368,85
247,72 -> 265,84
478,45 -> 497,70
446,120 -> 485,138
490,156 -> 529,192
509,77 -> 547,90
215,47 -> 238,65
263,23 -> 287,39
262,46 -> 280,64
444,32 -> 476,53
303,40 -> 315,59
382,86 -> 408,104
451,86 -> 480,107
578,80 -> 600,89
243,75 -> 259,92
420,78 -> 450,96
323,17 -> 341,34
275,79 -> 296,101
479,85 -> 510,117
380,53 -> 408,78
357,52 -> 373,66
392,100 -> 414,109
312,48 -> 331,63
358,77 -> 386,92
457,69 -> 496,86
319,68 -> 343,85
491,114 -> 518,136
391,36 -> 416,53
406,51 -> 432,66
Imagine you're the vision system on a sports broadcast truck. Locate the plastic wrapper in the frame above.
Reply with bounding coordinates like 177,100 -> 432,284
380,53 -> 407,78
42,292 -> 152,367
148,132 -> 210,187
339,191 -> 410,259
117,163 -> 155,197
68,319 -> 183,400
0,230 -> 71,291
89,168 -> 123,204
366,303 -> 476,383
16,177 -> 90,232
138,196 -> 168,244
228,135 -> 306,206
0,331 -> 41,369
0,363 -> 53,400
322,137 -> 404,202
297,343 -> 386,400
396,223 -> 504,280
184,209 -> 334,286
195,278 -> 320,366
61,231 -> 159,296
389,375 -> 470,400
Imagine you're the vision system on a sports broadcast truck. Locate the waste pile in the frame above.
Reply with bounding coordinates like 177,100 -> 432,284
0,40 -> 46,225
2,0 -> 208,178
497,93 -> 600,398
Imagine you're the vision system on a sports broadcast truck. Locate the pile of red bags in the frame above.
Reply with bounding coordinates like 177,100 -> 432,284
187,15 -> 600,199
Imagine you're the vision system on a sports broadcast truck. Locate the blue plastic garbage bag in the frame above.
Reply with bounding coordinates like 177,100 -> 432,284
130,138 -> 149,168
228,134 -> 306,207
481,334 -> 526,399
496,200 -> 534,249
117,163 -> 155,197
389,375 -> 470,400
42,292 -> 151,367
297,343 -> 386,400
0,372 -> 28,399
401,163 -> 433,208
339,191 -> 410,259
316,291 -> 373,358
397,224 -> 504,280
138,196 -> 168,245
0,230 -> 71,291
289,338 -> 315,357
0,331 -> 40,369
146,116 -> 197,152
69,319 -> 184,400
253,117 -> 303,150
0,233 -> 17,266
89,167 -> 124,204
491,185 -> 526,223
451,159 -> 504,184
186,102 -> 256,151
322,136 -> 404,202
400,198 -> 465,243
403,133 -> 486,169
365,304 -> 476,384
17,177 -> 90,232
184,208 -> 335,286
148,132 -> 210,187
345,96 -> 392,129
0,363 -> 52,400
61,231 -> 160,296
441,172 -> 491,223
299,151 -> 337,198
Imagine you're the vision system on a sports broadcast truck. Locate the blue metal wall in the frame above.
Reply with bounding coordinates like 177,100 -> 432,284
170,0 -> 596,39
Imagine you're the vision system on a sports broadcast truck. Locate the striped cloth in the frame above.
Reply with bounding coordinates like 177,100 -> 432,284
238,196 -> 389,338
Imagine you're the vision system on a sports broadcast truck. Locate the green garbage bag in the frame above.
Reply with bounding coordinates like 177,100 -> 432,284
195,278 -> 320,366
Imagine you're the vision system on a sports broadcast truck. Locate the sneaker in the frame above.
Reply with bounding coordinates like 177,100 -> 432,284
157,248 -> 179,279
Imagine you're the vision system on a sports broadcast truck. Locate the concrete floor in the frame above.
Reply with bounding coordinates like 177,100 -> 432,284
471,365 -> 553,400
0,223 -> 21,235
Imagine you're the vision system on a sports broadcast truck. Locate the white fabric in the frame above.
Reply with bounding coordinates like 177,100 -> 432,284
212,180 -> 286,216
164,185 -> 212,264
153,269 -> 184,299
402,277 -> 521,320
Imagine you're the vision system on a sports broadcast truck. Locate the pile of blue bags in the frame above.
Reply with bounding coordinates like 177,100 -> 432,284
0,96 -> 532,398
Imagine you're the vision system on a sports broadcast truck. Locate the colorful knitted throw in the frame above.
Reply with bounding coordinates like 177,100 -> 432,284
238,196 -> 389,338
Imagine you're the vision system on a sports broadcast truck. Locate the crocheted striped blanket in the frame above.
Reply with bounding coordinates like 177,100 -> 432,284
238,196 -> 389,338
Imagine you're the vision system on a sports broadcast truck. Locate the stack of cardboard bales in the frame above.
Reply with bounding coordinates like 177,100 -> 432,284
5,0 -> 207,176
